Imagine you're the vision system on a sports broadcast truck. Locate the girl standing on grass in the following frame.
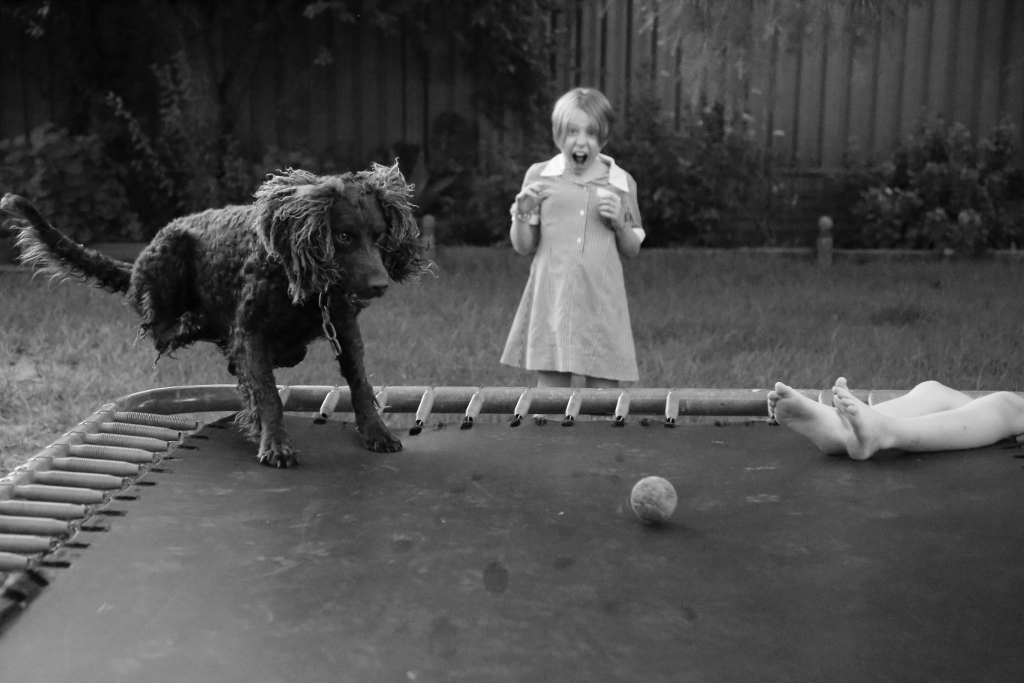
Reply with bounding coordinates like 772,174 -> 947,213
500,87 -> 645,389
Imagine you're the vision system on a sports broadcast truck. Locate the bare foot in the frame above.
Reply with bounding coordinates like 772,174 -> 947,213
767,382 -> 848,455
832,377 -> 898,460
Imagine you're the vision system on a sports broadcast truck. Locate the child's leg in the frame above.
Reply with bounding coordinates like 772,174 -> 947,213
537,371 -> 572,388
767,383 -> 848,455
833,379 -> 1024,460
584,375 -> 619,389
871,380 -> 974,418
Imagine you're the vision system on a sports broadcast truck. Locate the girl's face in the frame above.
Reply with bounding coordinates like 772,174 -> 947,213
558,108 -> 603,176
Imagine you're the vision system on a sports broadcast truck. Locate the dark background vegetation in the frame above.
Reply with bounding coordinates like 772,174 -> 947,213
0,0 -> 1022,252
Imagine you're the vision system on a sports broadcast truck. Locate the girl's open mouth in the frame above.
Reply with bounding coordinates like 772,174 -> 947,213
572,152 -> 588,166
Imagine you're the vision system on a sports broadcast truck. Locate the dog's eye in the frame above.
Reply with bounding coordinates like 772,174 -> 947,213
337,232 -> 352,244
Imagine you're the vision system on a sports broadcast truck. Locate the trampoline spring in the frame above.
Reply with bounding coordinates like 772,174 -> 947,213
113,411 -> 198,432
563,391 -> 582,425
613,393 -> 631,426
67,444 -> 159,465
512,391 -> 532,426
0,533 -> 59,554
410,388 -> 435,435
461,391 -> 484,429
664,391 -> 680,427
375,387 -> 389,415
278,385 -> 291,409
0,551 -> 31,572
83,433 -> 170,453
31,471 -> 129,491
0,515 -> 74,537
14,484 -> 109,506
315,386 -> 344,424
99,422 -> 181,442
50,457 -> 143,478
415,388 -> 435,423
0,500 -> 91,521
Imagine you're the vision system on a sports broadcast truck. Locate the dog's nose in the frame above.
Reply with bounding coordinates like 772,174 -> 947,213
369,284 -> 389,298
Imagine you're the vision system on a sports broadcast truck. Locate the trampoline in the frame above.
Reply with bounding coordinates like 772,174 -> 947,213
0,384 -> 1022,683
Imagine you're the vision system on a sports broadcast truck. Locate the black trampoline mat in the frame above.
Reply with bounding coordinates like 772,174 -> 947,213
1,416 -> 1022,683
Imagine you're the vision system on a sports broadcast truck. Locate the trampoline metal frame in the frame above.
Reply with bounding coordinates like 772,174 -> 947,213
0,383 -> 1011,576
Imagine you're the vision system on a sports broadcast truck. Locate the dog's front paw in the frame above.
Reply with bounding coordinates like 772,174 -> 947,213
257,443 -> 299,468
361,422 -> 402,453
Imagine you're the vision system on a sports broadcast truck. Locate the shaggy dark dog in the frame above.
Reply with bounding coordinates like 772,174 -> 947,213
0,162 -> 425,468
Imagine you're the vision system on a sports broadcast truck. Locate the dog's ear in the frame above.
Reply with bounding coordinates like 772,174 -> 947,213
355,161 -> 426,283
254,168 -> 345,303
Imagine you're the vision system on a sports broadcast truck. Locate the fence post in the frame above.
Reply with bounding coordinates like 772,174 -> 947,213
817,216 -> 833,268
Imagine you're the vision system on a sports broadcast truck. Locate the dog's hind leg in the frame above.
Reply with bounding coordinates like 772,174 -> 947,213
330,306 -> 402,453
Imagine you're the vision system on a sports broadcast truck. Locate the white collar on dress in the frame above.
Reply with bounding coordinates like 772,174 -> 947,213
540,154 -> 630,192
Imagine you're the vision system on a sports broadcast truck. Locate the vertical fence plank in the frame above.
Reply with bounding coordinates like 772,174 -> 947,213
309,18 -> 330,153
872,19 -> 907,159
795,24 -> 825,166
846,29 -> 878,162
1,23 -> 28,140
947,0 -> 973,124
975,0 -> 1005,136
819,9 -> 852,169
900,1 -> 932,137
403,22 -> 425,153
745,14 -> 770,146
928,0 -> 955,118
332,18 -> 356,162
773,33 -> 798,159
1003,1 -> 1024,133
251,30 -> 278,155
604,0 -> 625,108
361,26 -> 383,158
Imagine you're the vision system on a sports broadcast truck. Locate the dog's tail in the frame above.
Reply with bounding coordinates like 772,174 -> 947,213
1,193 -> 132,294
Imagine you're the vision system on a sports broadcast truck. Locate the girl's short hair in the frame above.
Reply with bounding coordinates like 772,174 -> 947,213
551,88 -> 614,146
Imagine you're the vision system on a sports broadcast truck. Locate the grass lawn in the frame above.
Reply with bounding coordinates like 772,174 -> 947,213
2,246 -> 1023,471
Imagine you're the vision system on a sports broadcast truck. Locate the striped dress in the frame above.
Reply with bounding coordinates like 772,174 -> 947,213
500,154 -> 644,382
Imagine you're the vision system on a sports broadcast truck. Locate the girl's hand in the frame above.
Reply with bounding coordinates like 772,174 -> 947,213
597,189 -> 625,231
515,181 -> 547,216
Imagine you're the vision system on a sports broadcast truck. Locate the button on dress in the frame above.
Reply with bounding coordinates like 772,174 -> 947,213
500,156 -> 643,382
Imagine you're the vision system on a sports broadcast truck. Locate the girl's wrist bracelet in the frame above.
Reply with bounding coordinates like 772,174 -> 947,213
510,207 -> 537,224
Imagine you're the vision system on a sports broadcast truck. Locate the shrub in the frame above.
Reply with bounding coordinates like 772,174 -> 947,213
609,94 -> 781,247
106,51 -> 261,232
0,123 -> 143,243
428,96 -> 784,248
845,118 -> 1024,252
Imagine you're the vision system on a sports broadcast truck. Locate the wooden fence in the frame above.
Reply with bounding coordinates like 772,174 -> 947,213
1,1 -> 1022,175
553,0 -> 1024,169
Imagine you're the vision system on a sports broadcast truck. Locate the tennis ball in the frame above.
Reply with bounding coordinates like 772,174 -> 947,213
629,476 -> 677,524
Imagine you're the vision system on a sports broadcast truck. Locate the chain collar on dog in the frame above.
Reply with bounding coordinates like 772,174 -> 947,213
318,291 -> 343,361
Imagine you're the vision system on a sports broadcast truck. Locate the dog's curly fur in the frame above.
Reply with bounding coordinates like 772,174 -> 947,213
1,162 -> 426,467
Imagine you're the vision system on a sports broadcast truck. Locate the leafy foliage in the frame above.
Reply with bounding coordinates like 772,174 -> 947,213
305,0 -> 557,128
844,119 -> 1024,252
105,52 -> 262,230
0,123 -> 142,243
609,94 -> 782,246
